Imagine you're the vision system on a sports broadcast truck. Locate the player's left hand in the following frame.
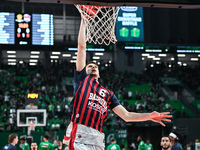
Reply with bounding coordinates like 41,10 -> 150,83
150,111 -> 172,127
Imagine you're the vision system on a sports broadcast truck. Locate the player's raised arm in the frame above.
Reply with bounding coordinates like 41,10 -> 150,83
76,17 -> 87,71
112,105 -> 172,127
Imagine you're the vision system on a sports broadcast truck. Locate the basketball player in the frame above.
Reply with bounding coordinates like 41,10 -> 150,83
137,135 -> 145,150
20,137 -> 30,150
2,133 -> 19,150
169,132 -> 183,150
63,17 -> 172,150
160,136 -> 171,150
145,139 -> 153,150
39,135 -> 53,150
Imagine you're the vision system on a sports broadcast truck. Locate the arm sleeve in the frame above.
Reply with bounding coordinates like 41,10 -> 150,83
74,67 -> 87,83
109,93 -> 120,109
73,67 -> 87,95
51,144 -> 54,150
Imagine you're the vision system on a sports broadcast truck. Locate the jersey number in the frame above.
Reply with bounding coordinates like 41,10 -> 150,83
100,89 -> 106,97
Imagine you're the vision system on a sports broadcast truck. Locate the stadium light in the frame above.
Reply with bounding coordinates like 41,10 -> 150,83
72,56 -> 77,59
7,55 -> 16,58
52,52 -> 61,55
191,58 -> 198,61
153,57 -> 160,60
95,53 -> 104,56
93,56 -> 100,59
177,54 -> 186,57
29,60 -> 38,62
31,51 -> 40,54
158,54 -> 167,57
147,56 -> 155,59
63,54 -> 71,57
8,59 -> 16,62
50,56 -> 59,59
8,63 -> 16,65
142,53 -> 149,56
7,51 -> 16,53
29,63 -> 37,66
30,55 -> 39,58
183,63 -> 187,66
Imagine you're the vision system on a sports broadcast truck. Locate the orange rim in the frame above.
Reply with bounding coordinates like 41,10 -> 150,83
28,123 -> 35,126
79,5 -> 109,17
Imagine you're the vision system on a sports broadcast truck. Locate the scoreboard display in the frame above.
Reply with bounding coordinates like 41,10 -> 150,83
0,12 -> 54,46
15,13 -> 32,45
32,14 -> 54,45
0,12 -> 15,44
116,6 -> 144,42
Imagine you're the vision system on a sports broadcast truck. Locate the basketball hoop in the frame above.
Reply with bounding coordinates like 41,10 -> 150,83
75,5 -> 120,46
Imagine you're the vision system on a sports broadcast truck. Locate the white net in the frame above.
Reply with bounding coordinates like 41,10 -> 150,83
28,123 -> 35,135
75,5 -> 120,46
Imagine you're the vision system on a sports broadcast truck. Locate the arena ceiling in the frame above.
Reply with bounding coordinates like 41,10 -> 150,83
1,50 -> 200,68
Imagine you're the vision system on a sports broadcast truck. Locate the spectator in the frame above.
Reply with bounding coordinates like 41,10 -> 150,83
20,137 -> 30,150
52,140 -> 62,150
128,90 -> 133,100
107,139 -> 121,150
30,143 -> 38,150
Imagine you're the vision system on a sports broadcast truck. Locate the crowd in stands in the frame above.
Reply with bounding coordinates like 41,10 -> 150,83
0,60 -> 199,132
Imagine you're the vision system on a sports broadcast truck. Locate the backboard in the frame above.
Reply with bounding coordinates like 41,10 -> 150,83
17,109 -> 47,127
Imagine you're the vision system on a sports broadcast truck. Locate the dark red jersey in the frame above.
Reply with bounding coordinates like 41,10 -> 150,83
70,67 -> 120,132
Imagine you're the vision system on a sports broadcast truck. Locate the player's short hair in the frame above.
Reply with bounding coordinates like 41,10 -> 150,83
161,136 -> 171,141
86,61 -> 98,67
43,135 -> 49,140
21,137 -> 26,141
8,133 -> 18,144
138,135 -> 144,140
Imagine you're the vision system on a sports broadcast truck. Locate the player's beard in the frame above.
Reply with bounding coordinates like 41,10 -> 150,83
162,145 -> 170,150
